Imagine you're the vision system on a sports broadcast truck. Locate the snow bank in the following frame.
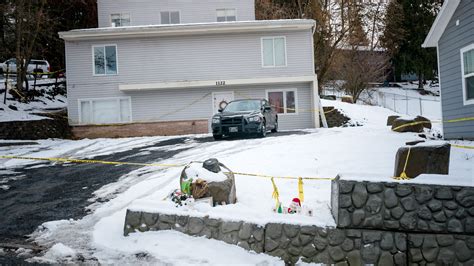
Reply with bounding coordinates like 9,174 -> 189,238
184,162 -> 227,182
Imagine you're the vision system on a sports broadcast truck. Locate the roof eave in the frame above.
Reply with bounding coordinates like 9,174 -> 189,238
422,0 -> 461,48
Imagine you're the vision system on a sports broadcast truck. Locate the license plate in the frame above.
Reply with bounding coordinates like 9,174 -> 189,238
229,127 -> 238,133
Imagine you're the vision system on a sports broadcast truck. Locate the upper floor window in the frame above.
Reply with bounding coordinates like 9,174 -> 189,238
217,8 -> 236,22
111,13 -> 130,27
461,44 -> 474,105
161,11 -> 180,24
93,45 -> 118,76
261,37 -> 287,67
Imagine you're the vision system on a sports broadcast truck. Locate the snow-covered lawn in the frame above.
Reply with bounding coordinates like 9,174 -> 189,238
0,100 -> 472,264
0,77 -> 67,122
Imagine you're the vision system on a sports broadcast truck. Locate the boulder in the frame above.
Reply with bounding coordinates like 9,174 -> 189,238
414,116 -> 432,129
391,118 -> 425,133
341,96 -> 354,104
394,144 -> 450,178
387,115 -> 401,126
180,159 -> 237,205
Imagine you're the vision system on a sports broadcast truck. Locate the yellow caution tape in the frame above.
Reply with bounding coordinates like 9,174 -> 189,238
445,117 -> 474,123
394,147 -> 412,180
451,144 -> 474,150
391,117 -> 474,132
271,177 -> 280,209
0,155 -> 184,168
229,171 -> 335,181
298,177 -> 304,202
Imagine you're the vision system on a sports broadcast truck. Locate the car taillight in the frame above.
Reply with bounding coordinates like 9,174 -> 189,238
48,66 -> 51,72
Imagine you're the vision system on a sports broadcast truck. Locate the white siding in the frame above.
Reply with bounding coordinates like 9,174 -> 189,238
97,0 -> 255,27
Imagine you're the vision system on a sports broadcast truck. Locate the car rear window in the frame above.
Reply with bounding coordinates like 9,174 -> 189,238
30,60 -> 47,66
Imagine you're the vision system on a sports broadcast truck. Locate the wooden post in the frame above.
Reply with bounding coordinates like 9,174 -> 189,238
3,63 -> 9,104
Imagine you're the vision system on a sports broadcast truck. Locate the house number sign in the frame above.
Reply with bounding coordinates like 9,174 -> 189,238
216,81 -> 226,86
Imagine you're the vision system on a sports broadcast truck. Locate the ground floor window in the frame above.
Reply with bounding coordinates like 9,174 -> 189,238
79,97 -> 131,124
266,89 -> 297,114
461,43 -> 474,104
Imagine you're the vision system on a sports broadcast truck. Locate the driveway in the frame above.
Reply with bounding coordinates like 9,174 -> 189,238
0,131 -> 305,263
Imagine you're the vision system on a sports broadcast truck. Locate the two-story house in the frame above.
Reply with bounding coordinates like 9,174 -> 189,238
60,0 -> 319,138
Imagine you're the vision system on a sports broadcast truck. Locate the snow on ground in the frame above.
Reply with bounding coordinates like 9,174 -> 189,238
0,77 -> 67,122
0,99 -> 472,264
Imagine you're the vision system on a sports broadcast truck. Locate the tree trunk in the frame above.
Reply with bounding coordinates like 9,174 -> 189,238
418,71 -> 424,90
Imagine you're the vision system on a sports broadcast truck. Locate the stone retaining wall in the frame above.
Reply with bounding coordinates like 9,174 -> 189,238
331,178 -> 474,234
322,107 -> 350,128
0,118 -> 72,140
124,210 -> 406,265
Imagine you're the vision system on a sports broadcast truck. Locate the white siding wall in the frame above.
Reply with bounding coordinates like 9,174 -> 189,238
97,0 -> 255,27
65,29 -> 315,130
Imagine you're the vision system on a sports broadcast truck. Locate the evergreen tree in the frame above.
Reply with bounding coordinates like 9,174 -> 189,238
381,0 -> 442,88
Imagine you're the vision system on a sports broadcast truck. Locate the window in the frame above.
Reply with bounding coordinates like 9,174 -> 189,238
161,11 -> 180,24
217,8 -> 236,22
79,98 -> 131,124
111,13 -> 130,27
266,89 -> 297,114
261,37 -> 287,67
93,45 -> 117,75
461,44 -> 474,105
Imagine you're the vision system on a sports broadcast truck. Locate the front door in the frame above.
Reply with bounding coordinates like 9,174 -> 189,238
212,91 -> 234,114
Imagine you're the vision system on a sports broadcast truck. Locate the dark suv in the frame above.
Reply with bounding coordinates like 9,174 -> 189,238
211,99 -> 278,140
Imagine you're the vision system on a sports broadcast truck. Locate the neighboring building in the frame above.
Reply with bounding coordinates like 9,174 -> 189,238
423,0 -> 474,140
60,0 -> 319,138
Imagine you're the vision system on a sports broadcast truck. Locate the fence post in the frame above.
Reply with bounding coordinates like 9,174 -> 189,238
419,98 -> 423,116
3,63 -> 9,105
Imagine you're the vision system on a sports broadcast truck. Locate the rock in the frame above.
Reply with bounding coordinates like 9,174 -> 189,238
361,245 -> 380,263
414,115 -> 432,129
394,144 -> 450,178
340,194 -> 352,208
447,219 -> 463,233
395,185 -> 412,197
238,223 -> 253,240
400,212 -> 417,230
406,140 -> 426,146
338,209 -> 351,227
265,223 -> 282,239
366,195 -> 383,214
433,211 -> 447,222
435,187 -> 453,200
444,201 -> 458,210
391,207 -> 404,219
301,244 -> 317,257
288,246 -> 300,256
253,227 -> 264,241
418,220 -> 429,230
428,221 -> 445,232
415,186 -> 434,204
421,236 -> 439,262
384,189 -> 398,208
299,234 -> 312,246
428,200 -> 442,212
352,183 -> 368,208
188,217 -> 204,235
300,225 -> 317,236
385,221 -> 400,229
466,218 -> 474,233
409,248 -> 423,262
438,248 -> 455,265
339,181 -> 354,194
341,239 -> 354,252
455,241 -> 472,262
380,233 -> 394,250
346,229 -> 362,238
395,233 -> 407,251
264,237 -> 279,252
328,246 -> 345,261
341,95 -> 354,104
456,188 -> 474,207
347,250 -> 362,266
363,231 -> 382,243
8,105 -> 18,111
391,118 -> 424,133
401,196 -> 417,211
202,158 -> 221,173
313,235 -> 328,250
387,115 -> 401,126
125,210 -> 142,228
394,252 -> 406,265
221,221 -> 241,233
436,235 -> 454,246
142,212 -> 159,226
159,214 -> 176,224
363,214 -> 383,228
455,208 -> 467,219
204,217 -> 220,227
378,251 -> 394,266
417,206 -> 432,220
282,224 -> 299,238
352,209 -> 366,226
367,183 -> 384,193
328,230 -> 345,245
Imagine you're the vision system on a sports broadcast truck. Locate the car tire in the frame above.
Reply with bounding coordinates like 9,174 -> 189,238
213,134 -> 223,141
271,119 -> 278,133
258,122 -> 267,138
